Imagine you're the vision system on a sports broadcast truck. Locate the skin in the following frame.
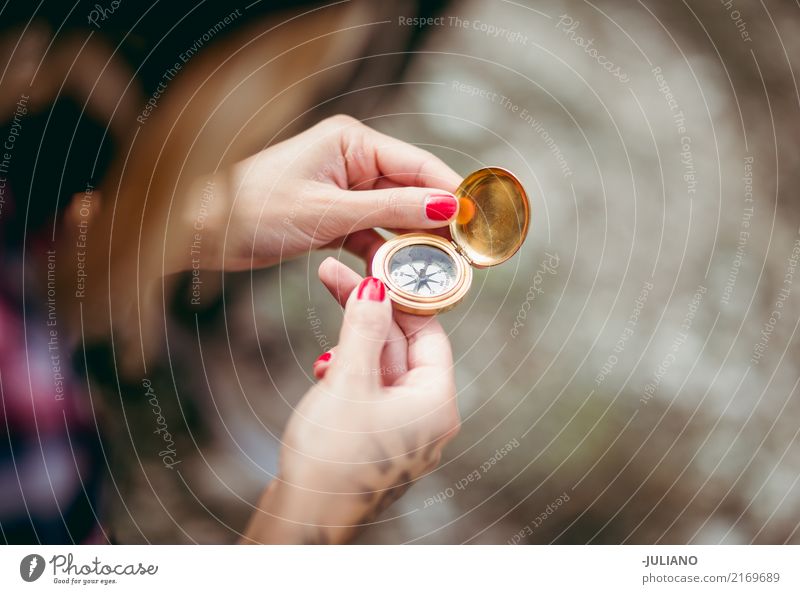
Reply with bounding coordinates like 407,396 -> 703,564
58,115 -> 463,543
227,116 -> 463,544
241,264 -> 460,544
191,114 -> 462,272
3,17 -> 462,544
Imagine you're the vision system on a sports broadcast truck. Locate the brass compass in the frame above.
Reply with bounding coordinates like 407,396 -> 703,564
371,167 -> 530,315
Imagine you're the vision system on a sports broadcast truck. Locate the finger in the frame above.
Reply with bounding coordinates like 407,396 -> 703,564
319,258 -> 452,377
321,229 -> 385,260
319,229 -> 386,274
346,122 -> 462,192
318,256 -> 363,307
341,229 -> 386,266
365,180 -> 458,224
326,276 -> 392,388
390,313 -> 457,439
371,178 -> 400,191
318,257 -> 408,382
393,312 -> 453,377
384,227 -> 453,242
312,348 -> 335,379
332,185 -> 459,232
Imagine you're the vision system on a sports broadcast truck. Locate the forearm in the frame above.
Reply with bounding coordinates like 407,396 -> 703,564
240,480 -> 367,545
242,467 -> 418,544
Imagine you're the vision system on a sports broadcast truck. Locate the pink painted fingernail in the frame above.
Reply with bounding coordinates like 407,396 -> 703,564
357,277 -> 386,302
425,193 -> 458,221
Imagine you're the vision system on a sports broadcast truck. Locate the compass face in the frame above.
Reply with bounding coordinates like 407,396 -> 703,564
388,244 -> 458,298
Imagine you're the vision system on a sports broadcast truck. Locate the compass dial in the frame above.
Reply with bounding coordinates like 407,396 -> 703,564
388,244 -> 458,298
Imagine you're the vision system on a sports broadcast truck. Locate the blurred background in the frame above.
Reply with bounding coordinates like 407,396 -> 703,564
1,0 -> 800,544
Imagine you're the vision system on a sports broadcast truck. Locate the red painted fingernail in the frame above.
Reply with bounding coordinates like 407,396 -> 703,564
314,351 -> 332,366
357,277 -> 385,301
425,193 -> 458,221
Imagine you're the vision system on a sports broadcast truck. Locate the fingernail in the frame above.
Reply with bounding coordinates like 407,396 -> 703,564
313,351 -> 332,367
425,193 -> 458,221
357,277 -> 386,301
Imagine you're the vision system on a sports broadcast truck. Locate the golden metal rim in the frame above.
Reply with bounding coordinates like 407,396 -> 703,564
371,233 -> 473,315
449,166 -> 530,269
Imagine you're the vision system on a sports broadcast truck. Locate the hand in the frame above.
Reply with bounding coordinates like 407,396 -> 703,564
205,114 -> 462,271
241,265 -> 460,544
311,256 -> 419,386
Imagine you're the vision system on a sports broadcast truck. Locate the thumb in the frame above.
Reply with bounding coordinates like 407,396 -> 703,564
335,187 -> 458,231
326,277 -> 392,387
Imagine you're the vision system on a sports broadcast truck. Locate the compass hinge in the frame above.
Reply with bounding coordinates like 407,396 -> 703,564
452,241 -> 473,265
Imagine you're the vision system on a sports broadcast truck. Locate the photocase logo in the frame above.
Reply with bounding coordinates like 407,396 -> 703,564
19,554 -> 45,582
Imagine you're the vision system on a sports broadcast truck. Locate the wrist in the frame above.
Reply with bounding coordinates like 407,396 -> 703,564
240,478 -> 365,544
172,173 -> 230,274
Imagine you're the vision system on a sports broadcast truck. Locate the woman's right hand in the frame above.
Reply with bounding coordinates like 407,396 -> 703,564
241,260 -> 460,544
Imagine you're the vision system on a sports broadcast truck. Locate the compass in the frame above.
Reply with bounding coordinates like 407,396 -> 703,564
372,167 -> 530,315
389,244 -> 458,297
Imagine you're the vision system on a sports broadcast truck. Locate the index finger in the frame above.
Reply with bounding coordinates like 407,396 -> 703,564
347,122 -> 462,192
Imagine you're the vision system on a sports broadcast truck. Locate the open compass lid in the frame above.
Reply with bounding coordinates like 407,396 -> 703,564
450,167 -> 530,268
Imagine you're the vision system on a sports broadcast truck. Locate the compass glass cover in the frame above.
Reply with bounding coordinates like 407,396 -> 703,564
388,244 -> 458,297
